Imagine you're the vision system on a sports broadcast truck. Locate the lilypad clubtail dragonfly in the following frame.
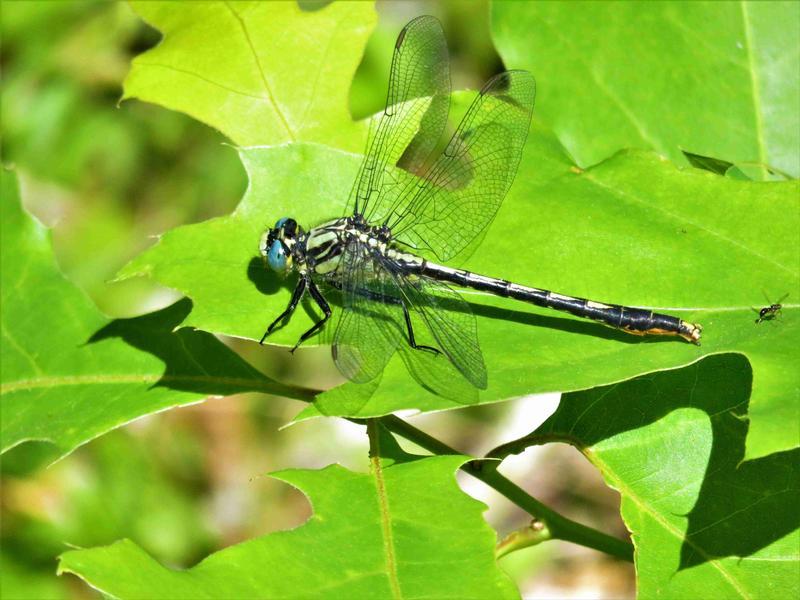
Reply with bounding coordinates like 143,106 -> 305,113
259,16 -> 701,393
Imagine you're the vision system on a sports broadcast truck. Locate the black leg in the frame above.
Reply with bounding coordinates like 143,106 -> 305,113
401,302 -> 440,355
260,277 -> 307,344
290,279 -> 333,353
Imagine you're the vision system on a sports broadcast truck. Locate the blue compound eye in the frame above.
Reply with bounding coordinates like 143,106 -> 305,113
275,217 -> 288,229
267,240 -> 287,272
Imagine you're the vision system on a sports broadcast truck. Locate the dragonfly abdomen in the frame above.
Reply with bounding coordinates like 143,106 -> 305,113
420,262 -> 702,344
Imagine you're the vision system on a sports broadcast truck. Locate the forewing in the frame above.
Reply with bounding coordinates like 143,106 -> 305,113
389,71 -> 536,262
348,15 -> 450,221
332,240 -> 404,384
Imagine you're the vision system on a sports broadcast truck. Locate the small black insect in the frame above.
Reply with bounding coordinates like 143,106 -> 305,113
755,293 -> 788,324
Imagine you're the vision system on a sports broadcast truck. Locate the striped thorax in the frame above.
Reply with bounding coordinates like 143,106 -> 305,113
261,215 -> 421,279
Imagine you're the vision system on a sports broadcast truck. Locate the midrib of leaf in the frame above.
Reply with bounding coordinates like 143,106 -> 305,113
369,425 -> 402,600
581,170 -> 795,276
461,287 -> 800,314
222,1 -> 296,142
740,1 -> 768,171
587,450 -> 752,599
0,374 -> 311,400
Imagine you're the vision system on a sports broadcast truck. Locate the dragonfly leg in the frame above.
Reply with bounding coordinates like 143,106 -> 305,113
401,302 -> 440,355
260,277 -> 307,344
290,278 -> 332,354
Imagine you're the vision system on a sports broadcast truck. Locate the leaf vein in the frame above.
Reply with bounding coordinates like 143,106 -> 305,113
687,488 -> 795,537
740,1 -> 768,170
591,454 -> 753,599
0,374 -> 301,397
582,170 -> 795,276
369,425 -> 402,600
223,1 -> 296,142
298,10 -> 347,128
133,61 -> 269,102
1,321 -> 43,377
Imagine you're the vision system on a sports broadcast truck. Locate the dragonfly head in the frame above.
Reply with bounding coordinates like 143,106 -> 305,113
260,217 -> 302,274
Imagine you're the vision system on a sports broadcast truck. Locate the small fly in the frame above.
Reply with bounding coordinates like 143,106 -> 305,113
755,293 -> 788,324
258,16 -> 702,398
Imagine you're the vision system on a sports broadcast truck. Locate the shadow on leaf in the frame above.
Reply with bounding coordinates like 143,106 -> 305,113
468,301 -> 680,345
87,298 -> 292,397
492,353 -> 798,570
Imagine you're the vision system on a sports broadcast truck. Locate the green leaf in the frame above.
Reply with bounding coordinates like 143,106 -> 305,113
124,0 -> 375,149
492,1 -> 800,179
0,169 -> 305,460
59,452 -> 518,599
119,125 -> 798,458
1,552 -> 67,600
491,354 -> 798,598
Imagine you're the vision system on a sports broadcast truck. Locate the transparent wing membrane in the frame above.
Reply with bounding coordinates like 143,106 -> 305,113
390,71 -> 536,261
394,274 -> 487,389
332,19 -> 534,394
332,241 -> 403,384
333,249 -> 485,402
349,15 -> 450,220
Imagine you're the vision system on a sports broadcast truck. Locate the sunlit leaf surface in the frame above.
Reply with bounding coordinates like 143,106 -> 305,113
492,354 -> 799,598
124,1 -> 374,149
119,128 -> 799,459
59,446 -> 517,599
0,170 -> 303,460
492,1 -> 800,178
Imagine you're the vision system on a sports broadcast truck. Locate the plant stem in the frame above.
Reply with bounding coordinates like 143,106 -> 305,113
495,519 -> 551,559
379,414 -> 634,562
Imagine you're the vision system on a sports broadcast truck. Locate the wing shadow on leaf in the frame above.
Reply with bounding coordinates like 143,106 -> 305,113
87,298 -> 284,397
492,353 -> 798,570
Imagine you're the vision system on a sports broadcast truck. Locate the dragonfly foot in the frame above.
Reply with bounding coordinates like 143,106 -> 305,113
414,344 -> 441,356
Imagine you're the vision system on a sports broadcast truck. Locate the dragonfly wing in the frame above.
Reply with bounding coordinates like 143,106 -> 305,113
389,70 -> 536,262
332,240 -> 404,383
392,271 -> 487,390
348,15 -> 451,221
397,342 -> 480,404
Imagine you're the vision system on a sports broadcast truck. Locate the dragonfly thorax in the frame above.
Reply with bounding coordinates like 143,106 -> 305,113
350,213 -> 392,243
294,216 -> 405,278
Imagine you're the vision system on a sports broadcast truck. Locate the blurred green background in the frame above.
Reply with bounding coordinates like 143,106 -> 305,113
1,2 -> 633,598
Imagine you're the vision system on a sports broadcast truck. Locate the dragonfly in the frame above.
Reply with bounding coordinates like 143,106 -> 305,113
259,15 -> 702,397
